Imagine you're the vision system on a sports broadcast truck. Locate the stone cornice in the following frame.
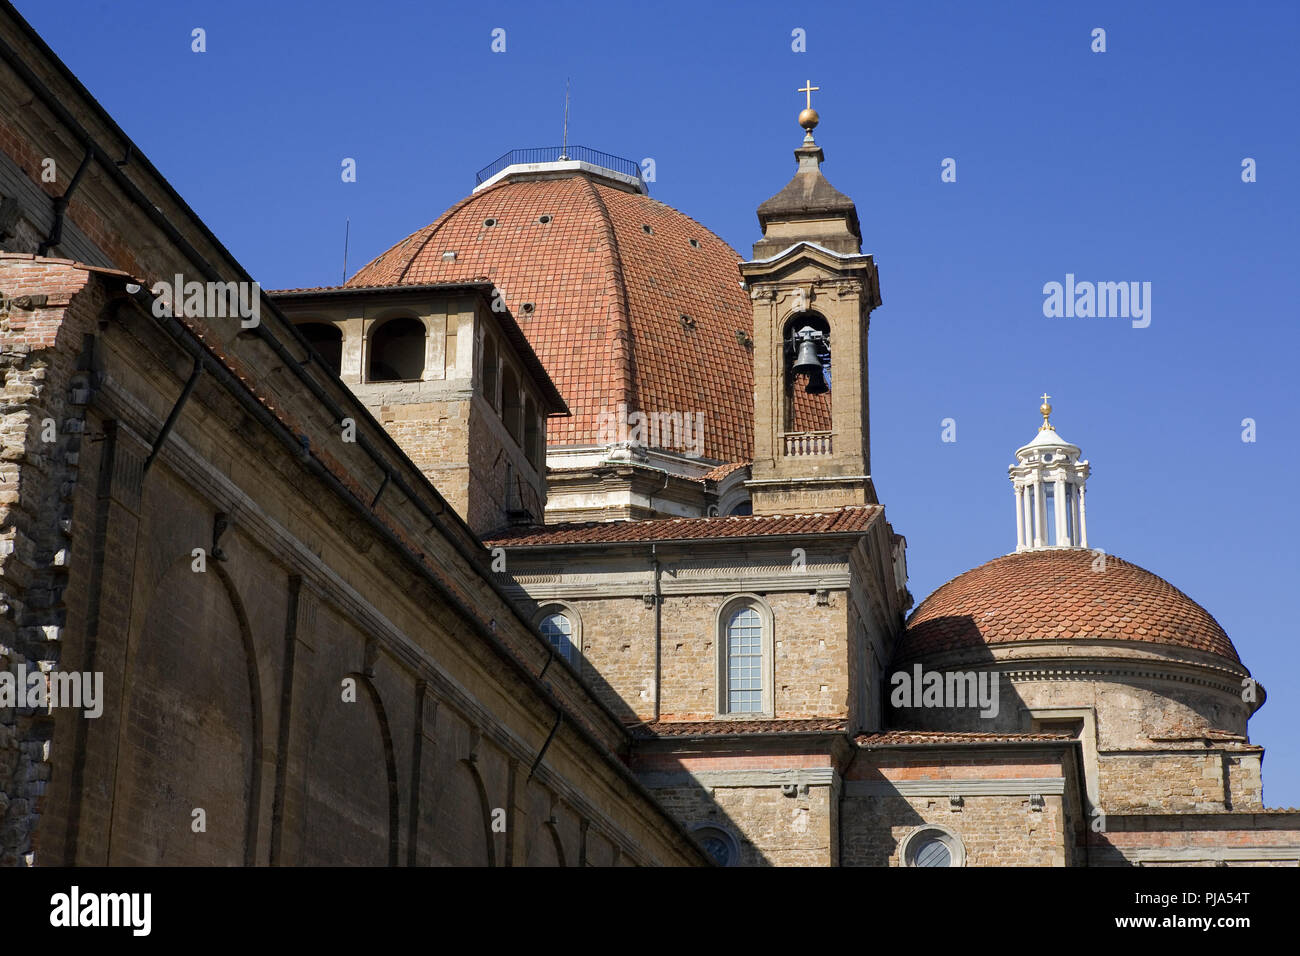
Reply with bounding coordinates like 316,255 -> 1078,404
844,777 -> 1066,798
639,767 -> 838,790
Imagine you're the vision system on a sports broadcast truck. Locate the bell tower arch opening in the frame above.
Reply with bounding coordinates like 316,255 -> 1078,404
783,312 -> 831,434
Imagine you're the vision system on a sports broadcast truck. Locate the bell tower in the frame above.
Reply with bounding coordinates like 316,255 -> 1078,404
740,88 -> 883,515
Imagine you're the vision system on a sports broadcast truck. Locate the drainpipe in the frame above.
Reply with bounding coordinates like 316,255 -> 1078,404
37,146 -> 92,256
651,543 -> 662,722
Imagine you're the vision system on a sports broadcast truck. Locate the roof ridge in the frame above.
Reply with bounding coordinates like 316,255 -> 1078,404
575,173 -> 638,416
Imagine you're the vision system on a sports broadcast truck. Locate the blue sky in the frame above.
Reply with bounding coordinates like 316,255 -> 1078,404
19,0 -> 1299,806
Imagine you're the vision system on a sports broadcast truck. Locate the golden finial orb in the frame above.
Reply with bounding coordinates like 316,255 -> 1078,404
1039,393 -> 1055,431
797,80 -> 821,132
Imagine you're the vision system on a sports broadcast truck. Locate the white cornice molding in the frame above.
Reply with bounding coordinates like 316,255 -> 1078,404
639,768 -> 838,790
844,777 -> 1066,798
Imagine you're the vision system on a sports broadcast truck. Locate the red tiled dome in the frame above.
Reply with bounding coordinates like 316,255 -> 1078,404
347,173 -> 765,461
899,550 -> 1240,664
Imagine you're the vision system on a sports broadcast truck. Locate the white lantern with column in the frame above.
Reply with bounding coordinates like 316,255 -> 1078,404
1008,395 -> 1090,552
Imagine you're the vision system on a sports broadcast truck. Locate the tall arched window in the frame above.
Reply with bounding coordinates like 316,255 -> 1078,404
297,322 -> 343,376
725,607 -> 763,713
716,596 -> 773,716
537,604 -> 581,666
368,317 -> 425,382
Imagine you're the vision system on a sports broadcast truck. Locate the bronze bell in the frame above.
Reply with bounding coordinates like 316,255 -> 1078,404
792,337 -> 823,378
792,328 -> 829,394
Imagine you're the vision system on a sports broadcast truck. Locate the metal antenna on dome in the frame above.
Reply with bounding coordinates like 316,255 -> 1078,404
560,78 -> 570,161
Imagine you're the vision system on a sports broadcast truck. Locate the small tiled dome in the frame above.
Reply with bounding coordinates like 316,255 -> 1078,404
899,550 -> 1240,664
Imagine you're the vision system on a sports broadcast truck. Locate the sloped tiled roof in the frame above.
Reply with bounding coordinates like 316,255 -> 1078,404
899,550 -> 1240,664
483,505 -> 882,547
855,730 -> 1074,747
345,174 -> 757,460
699,460 -> 750,483
632,718 -> 847,738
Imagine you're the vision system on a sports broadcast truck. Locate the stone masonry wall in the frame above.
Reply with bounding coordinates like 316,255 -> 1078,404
841,792 -> 1068,866
0,259 -> 99,866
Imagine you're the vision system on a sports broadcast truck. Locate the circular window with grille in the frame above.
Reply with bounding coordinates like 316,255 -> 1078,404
691,825 -> 740,866
900,825 -> 965,867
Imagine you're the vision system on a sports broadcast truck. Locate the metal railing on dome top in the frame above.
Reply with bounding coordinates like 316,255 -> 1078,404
474,146 -> 644,186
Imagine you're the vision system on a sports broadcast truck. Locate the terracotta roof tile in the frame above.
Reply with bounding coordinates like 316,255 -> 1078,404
483,505 -> 881,546
345,174 -> 755,461
855,730 -> 1074,746
900,550 -> 1240,664
699,461 -> 750,483
632,718 -> 847,738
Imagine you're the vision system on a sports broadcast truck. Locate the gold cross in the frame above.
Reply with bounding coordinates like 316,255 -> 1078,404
798,80 -> 820,110
1041,392 -> 1051,405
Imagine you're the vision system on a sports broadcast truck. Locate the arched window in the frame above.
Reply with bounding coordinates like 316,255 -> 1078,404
725,607 -> 763,713
297,322 -> 343,376
368,317 -> 425,382
716,596 -> 773,716
537,605 -> 581,666
501,366 -> 522,442
728,501 -> 753,516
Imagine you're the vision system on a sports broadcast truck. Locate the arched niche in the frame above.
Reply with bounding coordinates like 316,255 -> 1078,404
302,671 -> 400,866
368,316 -> 426,382
110,556 -> 262,865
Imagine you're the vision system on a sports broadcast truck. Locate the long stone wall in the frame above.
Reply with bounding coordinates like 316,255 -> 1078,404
0,258 -> 704,867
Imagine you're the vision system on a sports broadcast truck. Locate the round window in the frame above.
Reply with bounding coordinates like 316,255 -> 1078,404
692,825 -> 739,866
901,825 -> 964,867
912,838 -> 951,866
